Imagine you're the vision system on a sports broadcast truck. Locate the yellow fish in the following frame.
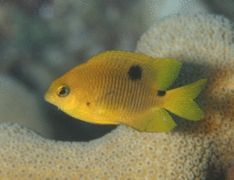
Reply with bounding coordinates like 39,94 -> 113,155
45,51 -> 206,132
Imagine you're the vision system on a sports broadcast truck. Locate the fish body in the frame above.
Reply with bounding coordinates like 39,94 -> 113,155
45,51 -> 206,132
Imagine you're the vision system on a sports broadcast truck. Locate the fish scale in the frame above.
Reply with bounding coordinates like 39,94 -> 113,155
93,61 -> 156,117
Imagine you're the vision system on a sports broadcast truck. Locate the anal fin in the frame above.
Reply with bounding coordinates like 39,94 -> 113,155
125,108 -> 177,133
144,108 -> 177,132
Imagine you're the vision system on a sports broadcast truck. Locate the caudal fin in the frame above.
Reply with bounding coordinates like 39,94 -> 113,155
163,79 -> 207,121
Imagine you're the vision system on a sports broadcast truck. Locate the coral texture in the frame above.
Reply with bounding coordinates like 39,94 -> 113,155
0,14 -> 234,179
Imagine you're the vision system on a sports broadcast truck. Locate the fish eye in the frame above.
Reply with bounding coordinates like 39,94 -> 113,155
57,85 -> 70,97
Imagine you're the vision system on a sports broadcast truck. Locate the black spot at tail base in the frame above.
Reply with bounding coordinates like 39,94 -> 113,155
157,90 -> 166,96
128,65 -> 142,80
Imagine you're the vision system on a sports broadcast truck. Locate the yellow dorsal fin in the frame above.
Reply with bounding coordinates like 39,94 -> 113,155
88,51 -> 182,91
150,58 -> 182,90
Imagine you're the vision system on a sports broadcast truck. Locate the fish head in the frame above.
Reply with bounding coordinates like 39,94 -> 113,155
44,72 -> 88,119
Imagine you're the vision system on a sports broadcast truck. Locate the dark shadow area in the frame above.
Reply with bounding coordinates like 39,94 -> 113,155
206,164 -> 226,180
202,0 -> 234,20
44,103 -> 117,141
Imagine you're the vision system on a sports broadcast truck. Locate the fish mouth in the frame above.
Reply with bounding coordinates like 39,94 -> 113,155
44,90 -> 59,107
44,92 -> 49,102
44,91 -> 53,103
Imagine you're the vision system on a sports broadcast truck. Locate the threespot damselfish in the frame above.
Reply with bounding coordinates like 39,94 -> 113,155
45,51 -> 206,132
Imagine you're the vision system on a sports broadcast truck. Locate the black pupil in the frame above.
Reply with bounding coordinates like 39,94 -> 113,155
57,85 -> 70,97
59,87 -> 67,95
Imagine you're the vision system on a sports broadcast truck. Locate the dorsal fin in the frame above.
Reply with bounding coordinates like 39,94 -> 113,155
88,51 -> 182,90
149,57 -> 182,90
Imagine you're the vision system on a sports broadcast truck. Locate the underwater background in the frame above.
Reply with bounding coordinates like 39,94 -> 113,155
0,0 -> 234,179
2,0 -> 234,141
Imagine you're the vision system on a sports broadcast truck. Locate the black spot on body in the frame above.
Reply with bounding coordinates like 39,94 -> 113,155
157,90 -> 166,96
86,102 -> 90,106
127,65 -> 142,80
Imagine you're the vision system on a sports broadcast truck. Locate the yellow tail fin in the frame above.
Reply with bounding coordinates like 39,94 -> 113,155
163,79 -> 207,121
